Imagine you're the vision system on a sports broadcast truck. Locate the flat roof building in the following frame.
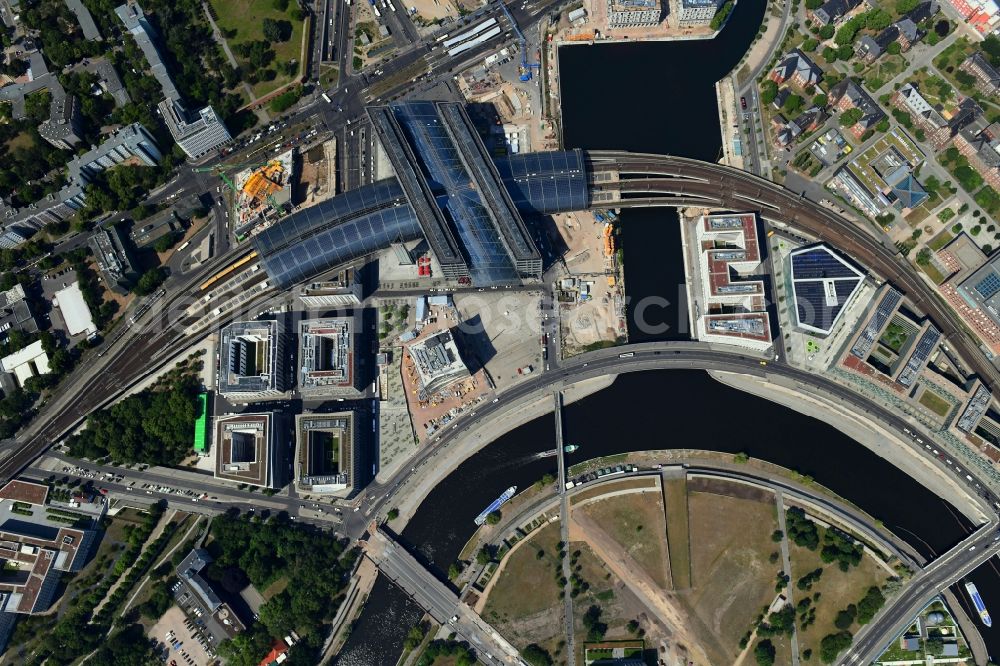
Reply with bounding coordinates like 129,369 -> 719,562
298,269 -> 363,308
408,328 -> 470,398
37,89 -> 83,150
957,253 -> 1000,331
607,0 -> 660,26
175,548 -> 246,643
294,412 -> 360,495
218,320 -> 286,399
89,223 -> 138,294
159,99 -> 232,159
692,213 -> 772,351
214,413 -> 279,488
53,282 -> 96,337
0,340 -> 50,388
678,0 -> 720,25
0,285 -> 39,341
298,317 -> 358,395
789,245 -> 865,335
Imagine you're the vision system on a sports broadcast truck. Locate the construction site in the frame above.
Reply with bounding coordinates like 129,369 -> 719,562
555,209 -> 627,356
397,301 -> 493,443
232,149 -> 296,242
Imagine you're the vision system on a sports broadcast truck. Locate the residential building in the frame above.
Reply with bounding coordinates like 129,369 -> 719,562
38,89 -> 83,150
772,87 -> 791,111
214,412 -> 280,488
89,223 -> 138,294
829,78 -> 886,138
607,0 -> 660,27
677,0 -> 719,25
0,285 -> 39,341
159,99 -> 232,159
953,116 -> 1000,191
298,270 -> 363,308
116,0 -> 231,157
774,106 -> 828,146
959,52 -> 1000,97
891,84 -> 949,147
65,0 -> 101,40
858,2 -> 937,61
298,317 -> 358,396
294,412 -> 361,495
92,59 -> 130,107
218,320 -> 286,399
788,244 -> 865,336
809,0 -> 864,25
770,49 -> 823,87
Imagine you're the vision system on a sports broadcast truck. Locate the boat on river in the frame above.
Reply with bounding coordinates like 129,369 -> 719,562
966,581 -> 992,627
474,486 -> 516,525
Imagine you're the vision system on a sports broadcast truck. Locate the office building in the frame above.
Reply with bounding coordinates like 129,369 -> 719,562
214,412 -> 279,488
218,320 -> 286,399
298,317 -> 358,396
0,340 -> 50,387
789,245 -> 865,335
89,223 -> 138,294
294,412 -> 360,495
407,328 -> 470,397
298,269 -> 363,308
175,549 -> 246,642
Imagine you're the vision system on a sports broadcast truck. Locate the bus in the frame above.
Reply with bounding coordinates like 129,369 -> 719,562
321,92 -> 332,103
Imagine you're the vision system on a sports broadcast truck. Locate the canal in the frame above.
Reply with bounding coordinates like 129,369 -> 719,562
334,0 -> 999,661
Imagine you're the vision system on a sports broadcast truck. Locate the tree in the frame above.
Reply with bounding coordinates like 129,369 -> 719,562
820,631 -> 853,663
916,248 -> 932,266
133,267 -> 166,296
819,24 -> 835,39
855,586 -> 885,624
485,510 -> 502,525
760,80 -> 779,105
754,639 -> 776,666
273,0 -> 290,9
582,605 -> 607,641
834,604 -> 857,630
803,37 -> 819,52
262,18 -> 293,42
887,41 -> 902,55
522,644 -> 554,666
896,0 -> 920,11
876,117 -> 890,132
839,108 -> 864,127
386,507 -> 399,520
709,0 -> 734,30
783,94 -> 804,114
805,0 -> 822,8
822,46 -> 838,62
865,8 -> 893,31
812,93 -> 828,107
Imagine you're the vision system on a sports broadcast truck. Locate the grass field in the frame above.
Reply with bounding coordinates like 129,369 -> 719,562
680,484 -> 780,664
663,477 -> 690,589
789,524 -> 892,661
481,521 -> 565,650
570,542 -> 633,661
580,490 -> 669,590
927,229 -> 954,251
208,0 -> 305,97
4,130 -> 34,152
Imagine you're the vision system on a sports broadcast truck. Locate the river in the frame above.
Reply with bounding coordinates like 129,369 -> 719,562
333,0 -> 1000,662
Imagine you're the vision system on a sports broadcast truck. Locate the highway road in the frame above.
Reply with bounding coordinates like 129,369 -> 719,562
843,525 -> 1000,665
343,340 -> 997,543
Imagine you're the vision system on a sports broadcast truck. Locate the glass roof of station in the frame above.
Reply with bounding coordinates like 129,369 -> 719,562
495,150 -> 589,215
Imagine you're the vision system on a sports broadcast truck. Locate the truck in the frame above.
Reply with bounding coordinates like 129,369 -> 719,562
517,365 -> 533,375
321,92 -> 332,103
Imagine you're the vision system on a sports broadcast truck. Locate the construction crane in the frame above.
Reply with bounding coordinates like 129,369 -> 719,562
193,161 -> 287,218
496,0 -> 540,81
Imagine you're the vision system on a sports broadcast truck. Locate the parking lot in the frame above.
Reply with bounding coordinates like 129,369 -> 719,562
147,605 -> 216,666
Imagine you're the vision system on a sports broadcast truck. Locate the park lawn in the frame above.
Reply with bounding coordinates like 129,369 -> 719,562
571,543 -> 634,662
579,490 -> 669,590
862,54 -> 904,91
208,0 -> 305,97
919,260 -> 947,285
680,482 -> 780,664
927,229 -> 954,251
788,524 -> 892,662
919,389 -> 954,418
481,521 -> 564,650
4,130 -> 35,152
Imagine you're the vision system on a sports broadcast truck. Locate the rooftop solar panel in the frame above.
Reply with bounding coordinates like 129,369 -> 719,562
791,247 -> 862,280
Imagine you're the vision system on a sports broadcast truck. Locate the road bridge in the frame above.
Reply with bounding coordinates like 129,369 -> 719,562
365,528 -> 522,665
